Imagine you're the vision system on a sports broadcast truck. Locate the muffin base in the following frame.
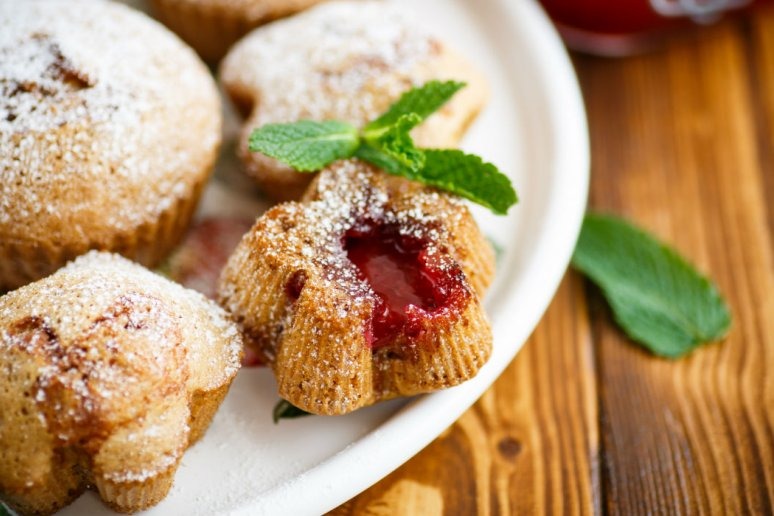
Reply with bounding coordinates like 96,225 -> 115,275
1,381 -> 234,515
0,179 -> 206,293
151,0 -> 252,63
151,0 -> 326,63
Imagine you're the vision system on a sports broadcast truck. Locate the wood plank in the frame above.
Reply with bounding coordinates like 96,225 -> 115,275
575,15 -> 774,515
746,9 -> 774,244
331,273 -> 599,515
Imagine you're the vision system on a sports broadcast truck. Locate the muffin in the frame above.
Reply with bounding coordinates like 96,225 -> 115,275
0,0 -> 222,292
220,1 -> 489,201
151,0 -> 329,63
0,251 -> 243,514
219,160 -> 494,415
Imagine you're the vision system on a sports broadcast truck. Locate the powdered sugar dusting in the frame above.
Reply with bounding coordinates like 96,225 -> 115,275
0,0 -> 220,236
105,450 -> 180,483
222,161 -> 468,329
0,251 -> 242,491
304,162 -> 467,297
221,1 -> 438,125
218,160 -> 478,414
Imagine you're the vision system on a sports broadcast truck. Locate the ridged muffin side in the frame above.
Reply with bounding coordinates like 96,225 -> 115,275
151,0 -> 328,63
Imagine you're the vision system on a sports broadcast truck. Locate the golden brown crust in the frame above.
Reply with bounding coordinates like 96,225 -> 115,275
0,1 -> 221,291
188,382 -> 233,445
151,0 -> 328,63
220,1 -> 489,201
0,177 -> 207,294
0,446 -> 89,516
0,252 -> 243,514
219,160 -> 494,415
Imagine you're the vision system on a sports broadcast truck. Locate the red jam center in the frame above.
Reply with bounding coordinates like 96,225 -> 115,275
344,223 -> 453,348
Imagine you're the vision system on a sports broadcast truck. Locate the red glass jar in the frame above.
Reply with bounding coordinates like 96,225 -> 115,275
540,0 -> 772,55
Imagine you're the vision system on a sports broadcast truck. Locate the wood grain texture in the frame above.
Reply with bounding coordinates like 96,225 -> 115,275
332,9 -> 774,515
332,273 -> 598,516
747,13 -> 774,250
578,14 -> 774,514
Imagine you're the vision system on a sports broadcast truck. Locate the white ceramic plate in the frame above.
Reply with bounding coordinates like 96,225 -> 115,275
62,0 -> 589,514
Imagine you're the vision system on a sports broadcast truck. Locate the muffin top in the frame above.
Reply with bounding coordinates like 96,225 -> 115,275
220,161 -> 494,351
220,0 -> 487,200
221,1 -> 443,126
0,0 -> 221,244
0,251 -> 241,495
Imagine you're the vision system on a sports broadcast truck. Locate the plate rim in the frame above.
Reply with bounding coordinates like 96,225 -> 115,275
232,1 -> 591,514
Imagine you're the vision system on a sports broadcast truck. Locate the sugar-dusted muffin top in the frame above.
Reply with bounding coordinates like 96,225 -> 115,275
222,0 -> 485,134
220,0 -> 488,200
0,0 -> 221,246
0,251 -> 242,393
0,251 -> 242,513
223,1 -> 434,123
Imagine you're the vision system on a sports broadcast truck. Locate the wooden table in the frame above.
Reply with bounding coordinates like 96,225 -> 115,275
333,9 -> 774,515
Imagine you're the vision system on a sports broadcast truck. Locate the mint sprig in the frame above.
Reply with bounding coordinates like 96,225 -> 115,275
572,213 -> 732,358
362,113 -> 425,173
248,81 -> 517,215
248,120 -> 359,171
364,80 -> 465,130
419,150 -> 517,215
272,399 -> 312,423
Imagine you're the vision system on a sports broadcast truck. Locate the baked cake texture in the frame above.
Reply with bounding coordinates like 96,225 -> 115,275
0,0 -> 222,291
0,252 -> 242,514
151,0 -> 328,63
220,1 -> 489,201
219,160 -> 495,415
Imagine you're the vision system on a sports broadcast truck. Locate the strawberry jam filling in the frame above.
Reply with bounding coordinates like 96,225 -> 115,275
344,221 -> 466,348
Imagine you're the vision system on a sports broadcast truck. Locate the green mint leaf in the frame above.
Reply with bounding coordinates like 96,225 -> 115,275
572,213 -> 731,358
248,120 -> 359,171
365,80 -> 465,130
272,399 -> 312,423
245,81 -> 518,216
361,113 -> 425,173
0,502 -> 13,516
413,150 -> 517,215
353,144 -> 410,176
